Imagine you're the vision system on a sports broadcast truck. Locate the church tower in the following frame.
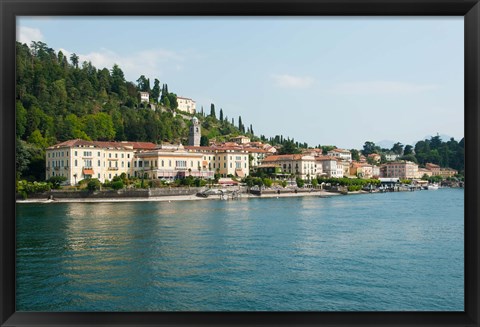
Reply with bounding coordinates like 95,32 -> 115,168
189,117 -> 201,146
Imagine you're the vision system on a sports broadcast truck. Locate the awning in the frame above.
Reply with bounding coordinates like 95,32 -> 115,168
235,169 -> 245,177
83,169 -> 94,175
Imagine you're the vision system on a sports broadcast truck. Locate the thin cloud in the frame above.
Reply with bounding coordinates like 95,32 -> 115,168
331,81 -> 439,95
272,74 -> 315,89
60,47 -> 184,80
17,26 -> 44,45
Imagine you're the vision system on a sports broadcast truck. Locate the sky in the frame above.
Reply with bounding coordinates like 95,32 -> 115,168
17,17 -> 464,149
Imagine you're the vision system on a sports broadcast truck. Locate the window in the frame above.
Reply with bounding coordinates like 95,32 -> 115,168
224,163 -> 226,168
98,173 -> 100,179
109,153 -> 112,158
98,160 -> 100,166
128,162 -> 130,168
74,159 -> 77,167
161,160 -> 164,167
127,154 -> 130,158
75,151 -> 77,156
98,152 -> 100,156
121,154 -> 124,158
122,162 -> 124,168
115,153 -> 118,158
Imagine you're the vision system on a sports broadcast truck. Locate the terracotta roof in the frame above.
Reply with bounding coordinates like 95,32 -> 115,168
263,154 -> 307,162
48,139 -> 157,150
315,156 -> 339,161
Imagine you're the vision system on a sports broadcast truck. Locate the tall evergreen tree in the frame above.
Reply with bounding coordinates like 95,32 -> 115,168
219,108 -> 224,121
210,103 -> 216,119
151,78 -> 160,103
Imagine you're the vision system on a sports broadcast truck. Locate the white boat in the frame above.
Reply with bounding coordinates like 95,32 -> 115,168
427,183 -> 439,190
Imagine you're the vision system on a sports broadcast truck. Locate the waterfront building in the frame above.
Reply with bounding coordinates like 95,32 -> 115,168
316,156 -> 340,178
245,148 -> 269,170
415,167 -> 434,179
188,117 -> 201,146
350,162 -> 374,179
177,96 -> 196,114
439,168 -> 458,178
133,144 -> 214,180
262,154 -> 316,180
46,139 -> 157,185
185,146 -> 250,178
327,148 -> 352,162
381,161 -> 419,179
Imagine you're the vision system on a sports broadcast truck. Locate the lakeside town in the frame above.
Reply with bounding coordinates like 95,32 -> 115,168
17,108 -> 463,201
15,42 -> 464,200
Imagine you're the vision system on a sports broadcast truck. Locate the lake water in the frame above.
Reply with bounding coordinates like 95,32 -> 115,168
16,188 -> 464,311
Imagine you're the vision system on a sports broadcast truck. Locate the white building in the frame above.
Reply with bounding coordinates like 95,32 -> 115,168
177,96 -> 196,114
262,154 -> 316,180
327,148 -> 352,162
139,92 -> 150,104
316,156 -> 342,178
185,146 -> 250,178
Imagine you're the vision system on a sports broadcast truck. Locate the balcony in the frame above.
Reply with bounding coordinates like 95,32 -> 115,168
108,167 -> 119,171
53,167 -> 60,171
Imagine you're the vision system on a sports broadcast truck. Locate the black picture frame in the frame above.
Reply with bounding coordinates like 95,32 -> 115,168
1,1 -> 479,326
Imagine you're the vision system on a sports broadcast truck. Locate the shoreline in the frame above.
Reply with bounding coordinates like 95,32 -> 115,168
17,189 -> 345,204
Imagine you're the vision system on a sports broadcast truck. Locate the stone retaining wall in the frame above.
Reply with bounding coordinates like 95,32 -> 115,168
20,187 -> 204,200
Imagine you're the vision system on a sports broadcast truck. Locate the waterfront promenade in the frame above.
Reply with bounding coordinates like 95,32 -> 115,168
16,188 -> 343,203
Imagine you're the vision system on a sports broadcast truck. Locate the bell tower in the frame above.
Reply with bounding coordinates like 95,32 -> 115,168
189,117 -> 201,146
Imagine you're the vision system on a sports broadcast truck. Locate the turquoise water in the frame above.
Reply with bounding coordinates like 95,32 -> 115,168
16,189 -> 464,311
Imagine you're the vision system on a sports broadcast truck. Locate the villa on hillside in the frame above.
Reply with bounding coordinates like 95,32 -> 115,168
177,96 -> 196,114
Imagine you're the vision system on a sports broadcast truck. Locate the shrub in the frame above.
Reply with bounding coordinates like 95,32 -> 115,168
87,178 -> 101,191
47,176 -> 67,189
296,178 -> 305,188
111,180 -> 124,190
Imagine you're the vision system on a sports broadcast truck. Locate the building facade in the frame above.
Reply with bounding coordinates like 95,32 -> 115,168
177,96 -> 196,114
316,156 -> 340,178
262,154 -> 317,180
46,139 -> 157,185
381,161 -> 419,179
327,148 -> 352,162
133,144 -> 214,180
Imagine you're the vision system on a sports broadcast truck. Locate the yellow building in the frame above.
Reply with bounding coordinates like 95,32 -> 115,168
46,139 -> 157,185
134,144 -> 214,180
